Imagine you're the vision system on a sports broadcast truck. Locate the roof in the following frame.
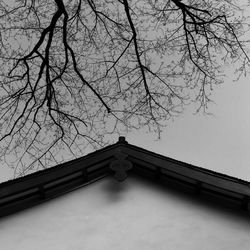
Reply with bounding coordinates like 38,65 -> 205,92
0,136 -> 250,217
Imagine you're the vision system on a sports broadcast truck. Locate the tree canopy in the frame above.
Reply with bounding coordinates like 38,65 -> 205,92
0,0 -> 249,176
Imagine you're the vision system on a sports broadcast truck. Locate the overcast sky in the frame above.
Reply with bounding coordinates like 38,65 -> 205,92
126,71 -> 250,181
1,71 -> 250,182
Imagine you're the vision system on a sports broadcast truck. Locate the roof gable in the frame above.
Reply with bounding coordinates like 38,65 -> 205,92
0,137 -> 250,217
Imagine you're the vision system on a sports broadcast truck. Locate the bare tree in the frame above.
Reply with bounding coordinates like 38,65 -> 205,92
0,0 -> 249,176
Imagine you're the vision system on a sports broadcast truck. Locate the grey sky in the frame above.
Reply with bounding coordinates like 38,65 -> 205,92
126,73 -> 250,181
1,72 -> 250,182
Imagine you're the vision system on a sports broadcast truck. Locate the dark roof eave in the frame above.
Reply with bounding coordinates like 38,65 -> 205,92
1,138 -> 250,217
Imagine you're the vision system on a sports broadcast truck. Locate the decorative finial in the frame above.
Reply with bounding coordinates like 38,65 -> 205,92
117,136 -> 128,144
109,150 -> 133,181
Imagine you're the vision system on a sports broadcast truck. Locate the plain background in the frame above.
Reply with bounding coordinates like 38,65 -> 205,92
0,176 -> 250,250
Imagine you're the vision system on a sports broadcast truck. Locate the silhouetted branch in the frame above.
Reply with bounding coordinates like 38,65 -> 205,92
0,0 -> 249,175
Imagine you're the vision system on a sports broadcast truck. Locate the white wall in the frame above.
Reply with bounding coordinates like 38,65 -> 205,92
0,176 -> 250,250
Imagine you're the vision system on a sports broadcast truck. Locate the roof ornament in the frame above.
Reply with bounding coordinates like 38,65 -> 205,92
109,150 -> 133,182
117,136 -> 128,144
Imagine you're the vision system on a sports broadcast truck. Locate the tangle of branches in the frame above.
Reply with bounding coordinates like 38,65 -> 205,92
0,0 -> 249,176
